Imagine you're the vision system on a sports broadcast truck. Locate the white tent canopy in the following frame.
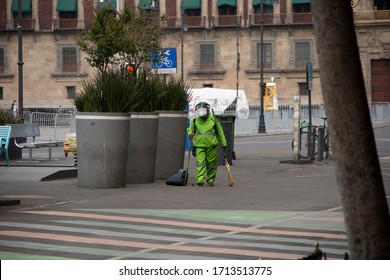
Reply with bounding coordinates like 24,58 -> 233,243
188,88 -> 250,119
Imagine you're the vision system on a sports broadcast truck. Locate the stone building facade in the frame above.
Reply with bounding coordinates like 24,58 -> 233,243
0,0 -> 389,110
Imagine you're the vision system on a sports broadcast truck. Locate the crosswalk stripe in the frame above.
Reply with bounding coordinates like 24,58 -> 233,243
0,222 -> 347,256
0,230 -> 302,260
52,220 -> 348,247
20,210 -> 347,239
0,209 -> 349,260
0,240 -> 222,260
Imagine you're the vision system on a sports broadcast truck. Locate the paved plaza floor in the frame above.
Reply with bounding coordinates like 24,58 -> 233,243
1,128 -> 389,260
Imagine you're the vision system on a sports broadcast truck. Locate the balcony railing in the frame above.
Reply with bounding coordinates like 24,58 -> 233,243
187,16 -> 205,28
54,19 -> 78,30
0,19 -> 93,31
165,16 -> 177,28
1,10 -> 389,32
210,15 -> 241,27
164,16 -> 205,29
0,19 -> 6,29
292,13 -> 312,24
354,10 -> 390,20
249,14 -> 274,25
0,19 -> 35,30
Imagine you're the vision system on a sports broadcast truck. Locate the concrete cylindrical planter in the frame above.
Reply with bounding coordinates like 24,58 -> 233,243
76,112 -> 131,188
126,112 -> 159,184
0,137 -> 22,161
154,111 -> 188,179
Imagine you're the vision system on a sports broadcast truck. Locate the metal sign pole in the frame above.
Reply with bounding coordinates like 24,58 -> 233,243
306,62 -> 313,159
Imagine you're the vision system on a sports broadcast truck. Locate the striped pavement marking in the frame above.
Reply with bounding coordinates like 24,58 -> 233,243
0,209 -> 348,260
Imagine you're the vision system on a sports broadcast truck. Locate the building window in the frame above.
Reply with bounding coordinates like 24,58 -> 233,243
292,2 -> 311,13
295,42 -> 311,69
59,46 -> 78,73
254,3 -> 273,15
67,86 -> 76,99
374,0 -> 390,10
139,0 -> 159,10
12,11 -> 32,20
200,44 -> 215,70
59,11 -> 78,20
185,9 -> 201,17
0,87 -> 3,100
56,0 -> 78,28
97,0 -> 118,16
11,0 -> 33,19
298,82 -> 308,95
218,5 -> 237,16
11,0 -> 33,29
0,48 -> 5,74
257,42 -> 272,69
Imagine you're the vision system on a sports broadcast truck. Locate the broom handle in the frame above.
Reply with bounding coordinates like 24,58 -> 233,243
186,140 -> 192,170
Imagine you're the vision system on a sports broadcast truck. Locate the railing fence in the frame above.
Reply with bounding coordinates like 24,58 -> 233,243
3,102 -> 389,139
23,112 -> 72,141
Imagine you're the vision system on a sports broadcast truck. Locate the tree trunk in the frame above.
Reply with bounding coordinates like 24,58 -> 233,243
311,0 -> 390,259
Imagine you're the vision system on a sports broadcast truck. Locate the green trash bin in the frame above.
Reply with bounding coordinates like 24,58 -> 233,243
216,114 -> 236,165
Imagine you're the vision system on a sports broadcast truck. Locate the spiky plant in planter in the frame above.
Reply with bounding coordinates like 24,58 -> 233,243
73,70 -> 142,112
156,77 -> 191,111
74,72 -> 191,113
0,108 -> 22,125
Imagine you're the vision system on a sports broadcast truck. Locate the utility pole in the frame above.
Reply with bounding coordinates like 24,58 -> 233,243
258,0 -> 266,133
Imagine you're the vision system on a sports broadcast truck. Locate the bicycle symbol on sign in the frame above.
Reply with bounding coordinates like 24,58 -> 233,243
157,49 -> 173,68
158,57 -> 173,68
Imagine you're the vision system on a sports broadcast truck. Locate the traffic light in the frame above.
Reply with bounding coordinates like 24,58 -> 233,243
125,64 -> 135,74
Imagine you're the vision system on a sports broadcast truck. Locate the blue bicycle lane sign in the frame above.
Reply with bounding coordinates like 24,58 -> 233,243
152,48 -> 177,74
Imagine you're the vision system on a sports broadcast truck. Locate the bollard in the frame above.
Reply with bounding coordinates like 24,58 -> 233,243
292,96 -> 301,161
317,126 -> 324,161
309,127 -> 316,160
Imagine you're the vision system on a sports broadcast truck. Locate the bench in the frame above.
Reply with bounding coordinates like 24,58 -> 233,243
0,126 -> 12,166
10,123 -> 64,162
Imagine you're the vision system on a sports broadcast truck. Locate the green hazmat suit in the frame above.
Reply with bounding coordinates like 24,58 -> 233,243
187,114 -> 227,185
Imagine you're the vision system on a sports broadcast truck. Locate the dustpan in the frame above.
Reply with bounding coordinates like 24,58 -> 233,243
165,168 -> 188,186
165,143 -> 191,186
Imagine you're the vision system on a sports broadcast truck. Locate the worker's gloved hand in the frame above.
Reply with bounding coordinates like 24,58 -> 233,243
222,146 -> 227,158
188,133 -> 194,139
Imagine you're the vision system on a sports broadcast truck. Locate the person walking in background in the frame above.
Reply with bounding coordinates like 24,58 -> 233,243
188,102 -> 227,187
10,100 -> 17,118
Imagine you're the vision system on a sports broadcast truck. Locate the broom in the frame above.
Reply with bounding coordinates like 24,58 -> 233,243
224,153 -> 234,187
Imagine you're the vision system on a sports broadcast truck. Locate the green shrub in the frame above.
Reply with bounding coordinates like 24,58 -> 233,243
0,108 -> 22,125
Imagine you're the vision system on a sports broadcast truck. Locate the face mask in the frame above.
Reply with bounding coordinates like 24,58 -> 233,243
197,108 -> 208,117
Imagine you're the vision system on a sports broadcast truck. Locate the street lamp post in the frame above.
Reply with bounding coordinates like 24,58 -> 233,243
17,0 -> 23,119
236,15 -> 241,114
180,9 -> 188,81
258,0 -> 266,133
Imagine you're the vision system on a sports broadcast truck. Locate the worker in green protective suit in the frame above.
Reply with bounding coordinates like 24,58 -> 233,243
188,102 -> 227,187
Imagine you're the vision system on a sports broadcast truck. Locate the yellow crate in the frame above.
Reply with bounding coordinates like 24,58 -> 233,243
64,133 -> 77,156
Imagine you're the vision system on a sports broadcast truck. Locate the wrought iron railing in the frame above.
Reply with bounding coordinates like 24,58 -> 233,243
1,10 -> 389,32
354,10 -> 390,20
